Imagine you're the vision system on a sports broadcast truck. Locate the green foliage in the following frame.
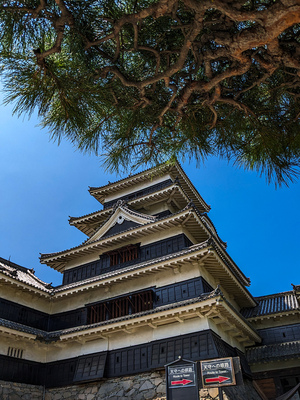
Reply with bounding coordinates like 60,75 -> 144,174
0,0 -> 299,186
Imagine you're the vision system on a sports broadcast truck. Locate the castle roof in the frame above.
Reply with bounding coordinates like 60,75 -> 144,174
241,289 -> 300,319
0,257 -> 52,295
88,161 -> 210,213
246,340 -> 300,364
69,181 -> 191,237
40,204 -> 224,270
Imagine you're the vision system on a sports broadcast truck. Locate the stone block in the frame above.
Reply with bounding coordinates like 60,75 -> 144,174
121,380 -> 133,392
144,389 -> 157,399
154,378 -> 163,386
156,382 -> 166,393
140,380 -> 154,391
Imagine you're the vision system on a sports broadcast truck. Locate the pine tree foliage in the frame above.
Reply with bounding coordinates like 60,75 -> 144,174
0,0 -> 300,185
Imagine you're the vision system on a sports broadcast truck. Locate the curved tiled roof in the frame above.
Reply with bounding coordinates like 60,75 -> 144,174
88,161 -> 210,212
41,203 -> 226,266
241,290 -> 299,318
40,205 -> 199,263
0,257 -> 52,293
68,182 -> 189,237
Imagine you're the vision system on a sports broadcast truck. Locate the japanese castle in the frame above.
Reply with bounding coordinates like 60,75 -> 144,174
0,162 -> 299,399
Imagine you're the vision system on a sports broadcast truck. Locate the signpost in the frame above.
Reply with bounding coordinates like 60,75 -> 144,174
166,356 -> 241,400
166,357 -> 199,400
200,357 -> 236,388
200,357 -> 236,400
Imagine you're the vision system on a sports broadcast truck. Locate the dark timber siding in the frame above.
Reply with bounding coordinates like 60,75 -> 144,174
62,233 -> 192,285
257,323 -> 300,345
73,352 -> 107,383
105,330 -> 218,377
86,277 -> 212,324
0,298 -> 49,330
0,277 -> 212,331
155,277 -> 212,307
0,330 -> 245,388
49,308 -> 87,331
0,355 -> 43,385
46,357 -> 78,388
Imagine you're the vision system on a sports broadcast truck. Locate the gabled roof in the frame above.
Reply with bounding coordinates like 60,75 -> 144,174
0,257 -> 52,295
69,182 -> 191,237
85,202 -> 156,243
40,205 -> 215,271
89,161 -> 210,213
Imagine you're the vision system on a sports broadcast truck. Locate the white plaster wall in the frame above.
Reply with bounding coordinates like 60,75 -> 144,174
51,317 -> 211,360
0,334 -> 48,363
152,317 -> 210,341
208,318 -> 245,352
136,200 -> 172,215
0,285 -> 52,313
0,316 -> 211,363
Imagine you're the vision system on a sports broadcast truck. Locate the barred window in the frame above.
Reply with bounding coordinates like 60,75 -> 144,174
7,347 -> 23,359
87,290 -> 153,324
105,244 -> 139,267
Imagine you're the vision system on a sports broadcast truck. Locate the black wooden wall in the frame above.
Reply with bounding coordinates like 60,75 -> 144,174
0,298 -> 49,330
0,329 -> 246,388
257,323 -> 300,345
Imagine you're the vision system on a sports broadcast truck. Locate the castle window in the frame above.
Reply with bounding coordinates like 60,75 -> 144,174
109,252 -> 119,266
88,302 -> 107,324
130,290 -> 153,313
120,245 -> 138,263
7,347 -> 23,359
105,244 -> 139,267
87,289 -> 153,324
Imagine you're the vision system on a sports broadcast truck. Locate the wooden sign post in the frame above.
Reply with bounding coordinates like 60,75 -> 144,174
166,357 -> 199,400
200,357 -> 236,388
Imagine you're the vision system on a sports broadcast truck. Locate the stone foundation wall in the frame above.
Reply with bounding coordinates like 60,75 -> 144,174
0,373 -> 262,400
0,381 -> 44,400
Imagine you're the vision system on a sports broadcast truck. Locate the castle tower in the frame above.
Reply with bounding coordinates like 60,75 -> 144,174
0,162 -> 298,399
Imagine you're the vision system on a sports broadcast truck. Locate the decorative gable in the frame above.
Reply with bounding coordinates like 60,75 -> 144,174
86,201 -> 156,244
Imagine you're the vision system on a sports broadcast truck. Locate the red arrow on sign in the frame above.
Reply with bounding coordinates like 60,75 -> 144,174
171,379 -> 193,386
205,376 -> 230,384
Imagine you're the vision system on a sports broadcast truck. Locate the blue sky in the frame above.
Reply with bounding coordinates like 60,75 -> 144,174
0,93 -> 299,297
